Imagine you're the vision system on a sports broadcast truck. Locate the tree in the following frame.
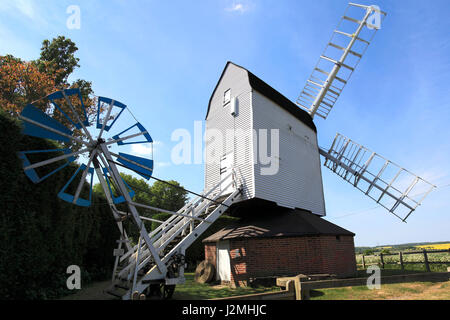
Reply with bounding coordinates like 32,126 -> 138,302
363,249 -> 375,256
93,175 -> 189,218
150,180 -> 189,212
0,36 -> 96,150
0,55 -> 56,114
120,173 -> 153,206
36,36 -> 80,87
35,36 -> 96,123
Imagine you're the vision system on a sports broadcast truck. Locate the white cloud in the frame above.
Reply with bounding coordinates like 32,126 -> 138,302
226,2 -> 248,14
130,140 -> 163,156
1,0 -> 36,20
0,0 -> 48,27
15,0 -> 34,19
131,144 -> 152,156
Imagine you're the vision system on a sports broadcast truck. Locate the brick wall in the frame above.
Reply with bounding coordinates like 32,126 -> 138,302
204,243 -> 216,268
204,235 -> 356,287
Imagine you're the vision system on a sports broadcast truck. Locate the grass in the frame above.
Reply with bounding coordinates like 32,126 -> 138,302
61,267 -> 449,300
172,273 -> 281,300
309,266 -> 450,300
61,273 -> 281,300
309,281 -> 450,300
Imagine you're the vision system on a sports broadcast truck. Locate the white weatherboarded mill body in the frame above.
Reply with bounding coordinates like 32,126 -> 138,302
205,62 -> 326,216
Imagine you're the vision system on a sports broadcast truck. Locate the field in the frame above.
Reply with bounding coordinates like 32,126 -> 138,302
416,243 -> 450,250
356,252 -> 450,272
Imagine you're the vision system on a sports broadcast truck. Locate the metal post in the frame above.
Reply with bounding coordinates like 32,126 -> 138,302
99,144 -> 167,276
132,236 -> 143,293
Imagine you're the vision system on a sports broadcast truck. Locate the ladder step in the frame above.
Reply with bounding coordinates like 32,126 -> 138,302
343,15 -> 361,24
328,42 -> 362,58
315,67 -> 329,76
334,30 -> 370,45
307,79 -> 324,88
110,186 -> 242,299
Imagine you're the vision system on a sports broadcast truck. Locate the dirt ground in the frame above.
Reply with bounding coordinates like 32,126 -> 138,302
61,280 -> 114,300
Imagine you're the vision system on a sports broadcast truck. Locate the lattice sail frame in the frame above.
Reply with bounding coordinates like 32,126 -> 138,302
17,88 -> 244,299
18,88 -> 154,207
319,133 -> 436,222
297,2 -> 387,119
16,88 -> 172,291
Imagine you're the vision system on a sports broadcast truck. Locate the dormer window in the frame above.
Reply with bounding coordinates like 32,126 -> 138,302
223,89 -> 231,106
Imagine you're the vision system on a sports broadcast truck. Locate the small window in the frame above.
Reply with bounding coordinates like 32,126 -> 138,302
223,89 -> 231,106
336,235 -> 341,241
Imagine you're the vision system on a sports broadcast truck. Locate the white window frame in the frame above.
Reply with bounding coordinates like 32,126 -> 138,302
223,89 -> 231,106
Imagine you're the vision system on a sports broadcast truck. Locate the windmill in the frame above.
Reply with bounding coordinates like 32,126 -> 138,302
16,2 -> 436,299
296,3 -> 436,222
198,3 -> 437,285
18,89 -> 243,299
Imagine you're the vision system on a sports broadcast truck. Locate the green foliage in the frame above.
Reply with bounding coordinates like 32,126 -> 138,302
149,180 -> 189,213
121,173 -> 153,205
173,273 -> 280,300
0,110 -> 118,299
363,249 -> 375,255
36,36 -> 80,86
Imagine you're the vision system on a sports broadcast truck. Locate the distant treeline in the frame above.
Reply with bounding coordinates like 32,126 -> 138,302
355,241 -> 450,255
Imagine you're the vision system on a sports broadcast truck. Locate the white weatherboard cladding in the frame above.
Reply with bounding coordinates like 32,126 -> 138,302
205,63 -> 326,216
252,91 -> 326,216
205,64 -> 255,201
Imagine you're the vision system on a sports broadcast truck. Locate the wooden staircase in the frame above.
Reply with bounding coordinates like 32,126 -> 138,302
105,172 -> 242,299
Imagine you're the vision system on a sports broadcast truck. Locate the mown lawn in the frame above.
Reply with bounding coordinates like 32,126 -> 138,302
61,268 -> 449,300
172,273 -> 281,300
309,281 -> 450,300
309,266 -> 450,300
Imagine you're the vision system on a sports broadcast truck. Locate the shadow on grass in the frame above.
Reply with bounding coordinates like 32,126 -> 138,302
172,273 -> 280,300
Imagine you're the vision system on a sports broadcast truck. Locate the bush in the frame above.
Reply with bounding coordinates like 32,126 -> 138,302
0,110 -> 119,299
363,249 -> 375,256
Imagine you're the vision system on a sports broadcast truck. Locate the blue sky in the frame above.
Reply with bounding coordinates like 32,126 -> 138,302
1,0 -> 449,246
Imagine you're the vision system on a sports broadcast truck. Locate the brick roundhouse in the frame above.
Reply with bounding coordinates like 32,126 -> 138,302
203,207 -> 357,287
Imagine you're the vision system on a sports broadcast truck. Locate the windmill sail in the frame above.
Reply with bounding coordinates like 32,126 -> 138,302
297,3 -> 386,119
319,133 -> 436,222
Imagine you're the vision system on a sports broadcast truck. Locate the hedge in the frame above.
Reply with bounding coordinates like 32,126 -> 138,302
0,110 -> 119,299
